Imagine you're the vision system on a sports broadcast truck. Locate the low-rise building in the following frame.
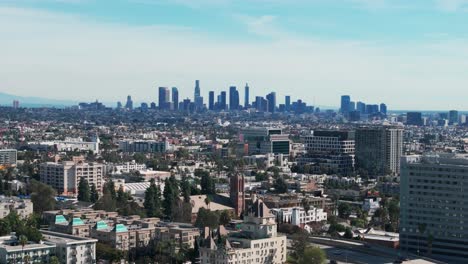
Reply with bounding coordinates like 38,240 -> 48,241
0,236 -> 55,264
0,149 -> 17,166
42,230 -> 98,264
0,196 -> 33,219
271,207 -> 327,226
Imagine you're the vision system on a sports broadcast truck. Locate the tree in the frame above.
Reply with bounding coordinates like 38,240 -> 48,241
195,208 -> 219,229
219,210 -> 232,226
77,177 -> 91,202
303,198 -> 311,214
19,235 -> 28,263
292,229 -> 310,258
94,187 -> 117,212
163,176 -> 179,220
299,247 -> 327,264
344,227 -> 354,239
144,179 -> 162,218
90,183 -> 99,203
273,177 -> 288,193
49,256 -> 60,264
338,203 -> 352,219
180,175 -> 191,203
204,196 -> 211,210
199,170 -> 215,195
29,180 -> 56,214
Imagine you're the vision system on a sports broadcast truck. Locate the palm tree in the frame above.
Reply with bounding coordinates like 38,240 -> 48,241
19,235 -> 28,264
205,197 -> 211,210
427,233 -> 434,256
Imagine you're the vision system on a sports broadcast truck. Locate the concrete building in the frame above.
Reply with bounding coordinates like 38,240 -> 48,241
0,149 -> 17,167
0,196 -> 33,219
39,160 -> 104,196
400,154 -> 468,263
199,198 -> 287,264
300,130 -> 356,176
28,137 -> 100,154
271,207 -> 327,226
42,230 -> 97,264
242,128 -> 290,155
0,235 -> 55,264
106,161 -> 146,174
355,126 -> 403,175
119,140 -> 169,153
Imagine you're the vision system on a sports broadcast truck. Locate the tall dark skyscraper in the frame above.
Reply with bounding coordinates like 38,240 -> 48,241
380,103 -> 387,115
125,95 -> 133,110
194,80 -> 203,110
208,91 -> 215,111
356,101 -> 366,113
194,80 -> 200,99
340,95 -> 351,115
266,92 -> 276,113
220,91 -> 227,110
449,110 -> 459,125
406,112 -> 423,126
244,83 -> 250,108
229,86 -> 239,111
172,87 -> 179,111
158,87 -> 170,110
285,96 -> 291,111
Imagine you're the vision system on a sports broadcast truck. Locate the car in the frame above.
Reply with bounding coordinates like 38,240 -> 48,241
332,250 -> 343,255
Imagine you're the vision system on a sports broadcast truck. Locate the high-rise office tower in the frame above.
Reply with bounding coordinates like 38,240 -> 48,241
208,91 -> 215,111
229,86 -> 239,111
285,96 -> 291,111
406,112 -> 423,126
355,126 -> 403,175
12,100 -> 19,109
380,103 -> 387,115
449,110 -> 459,125
266,92 -> 276,113
356,101 -> 366,113
194,80 -> 200,99
116,102 -> 122,109
400,154 -> 468,263
349,101 -> 356,112
172,87 -> 179,111
220,91 -> 227,111
340,95 -> 351,115
244,83 -> 250,108
125,95 -> 133,110
158,87 -> 170,110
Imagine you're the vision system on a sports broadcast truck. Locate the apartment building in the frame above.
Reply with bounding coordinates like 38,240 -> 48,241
199,198 -> 287,264
271,207 -> 327,226
39,160 -> 104,196
0,197 -> 33,219
42,230 -> 97,264
0,236 -> 55,264
400,154 -> 468,263
0,149 -> 17,166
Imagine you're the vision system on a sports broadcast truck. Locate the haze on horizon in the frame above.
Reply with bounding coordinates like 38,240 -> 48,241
1,0 -> 468,110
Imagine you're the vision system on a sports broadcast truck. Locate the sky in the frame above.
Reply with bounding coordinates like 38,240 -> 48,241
1,0 -> 468,110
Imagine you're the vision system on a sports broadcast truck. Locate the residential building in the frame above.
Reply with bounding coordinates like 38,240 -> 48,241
118,140 -> 169,153
300,130 -> 356,176
0,236 -> 54,264
355,126 -> 403,175
199,197 -> 287,264
0,149 -> 17,166
400,154 -> 468,263
271,207 -> 327,226
42,230 -> 97,264
39,160 -> 104,196
0,196 -> 33,219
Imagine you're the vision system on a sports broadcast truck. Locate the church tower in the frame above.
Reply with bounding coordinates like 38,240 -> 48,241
230,173 -> 245,217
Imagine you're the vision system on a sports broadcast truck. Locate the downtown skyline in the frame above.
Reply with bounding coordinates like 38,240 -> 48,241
2,1 -> 468,110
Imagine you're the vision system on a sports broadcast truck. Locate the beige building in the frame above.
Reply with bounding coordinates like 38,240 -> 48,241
39,160 -> 104,196
200,198 -> 287,264
42,230 -> 97,264
0,197 -> 33,219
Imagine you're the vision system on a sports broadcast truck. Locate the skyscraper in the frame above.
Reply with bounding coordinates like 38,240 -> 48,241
406,112 -> 423,126
229,86 -> 239,111
449,110 -> 459,125
220,91 -> 227,111
158,87 -> 170,110
194,80 -> 203,110
244,83 -> 250,108
400,154 -> 468,263
356,101 -> 366,113
340,95 -> 351,115
349,101 -> 356,112
380,103 -> 387,115
194,80 -> 200,99
266,92 -> 276,113
355,126 -> 403,175
285,96 -> 291,111
208,91 -> 215,111
171,87 -> 179,111
125,95 -> 133,110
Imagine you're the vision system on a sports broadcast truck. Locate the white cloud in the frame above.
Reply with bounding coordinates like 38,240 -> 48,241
1,6 -> 468,110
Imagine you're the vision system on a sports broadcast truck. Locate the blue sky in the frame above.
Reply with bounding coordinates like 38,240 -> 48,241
1,0 -> 468,110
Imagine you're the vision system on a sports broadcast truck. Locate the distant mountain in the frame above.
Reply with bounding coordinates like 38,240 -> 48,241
0,92 -> 78,108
